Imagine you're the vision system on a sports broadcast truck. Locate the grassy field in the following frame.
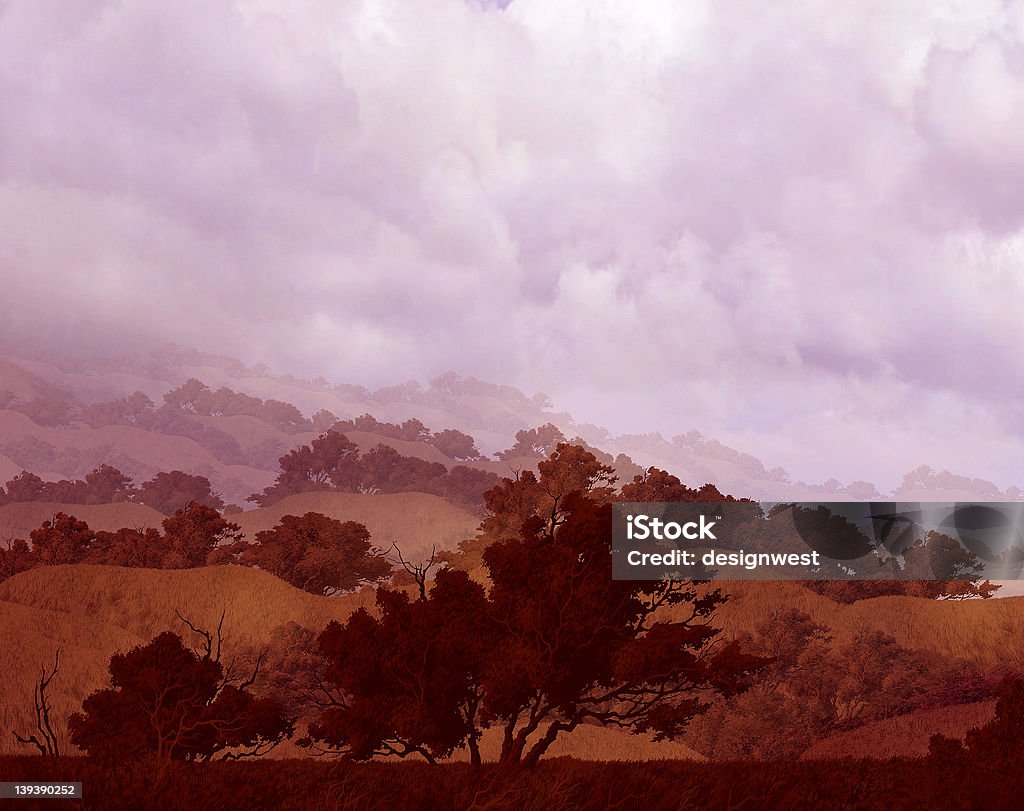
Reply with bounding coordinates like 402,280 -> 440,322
0,754 -> 991,811
231,490 -> 480,559
0,501 -> 167,539
711,581 -> 1024,668
2,563 -> 1020,760
0,566 -> 373,756
0,564 -> 709,761
801,700 -> 997,760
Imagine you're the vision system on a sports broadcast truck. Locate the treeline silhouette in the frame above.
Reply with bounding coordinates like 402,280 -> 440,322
0,433 -> 499,514
0,467 -> 226,513
3,379 -> 492,467
246,430 -> 499,510
0,504 -> 393,595
0,440 -> 1000,609
10,448 -> 770,777
4,439 -> 1021,811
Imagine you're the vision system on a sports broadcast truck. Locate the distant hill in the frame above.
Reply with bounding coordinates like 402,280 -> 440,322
712,582 -> 1024,668
800,701 -> 996,760
0,501 -> 166,540
0,453 -> 22,483
2,346 -> 1021,503
0,408 -> 275,506
234,491 -> 480,561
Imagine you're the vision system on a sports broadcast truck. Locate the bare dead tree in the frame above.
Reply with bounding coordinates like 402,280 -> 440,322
176,608 -> 225,662
13,649 -> 62,756
169,609 -> 284,762
388,543 -> 438,601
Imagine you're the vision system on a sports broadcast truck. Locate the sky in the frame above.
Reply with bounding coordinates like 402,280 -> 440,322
1,0 -> 1024,490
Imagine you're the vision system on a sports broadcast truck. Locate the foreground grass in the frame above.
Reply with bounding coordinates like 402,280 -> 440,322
0,755 -> 1005,811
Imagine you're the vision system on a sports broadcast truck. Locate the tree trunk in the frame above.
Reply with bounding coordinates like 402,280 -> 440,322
521,721 -> 567,768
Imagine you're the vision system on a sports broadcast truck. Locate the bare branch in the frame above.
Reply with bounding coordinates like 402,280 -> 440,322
175,609 -> 225,662
388,543 -> 438,601
13,648 -> 61,757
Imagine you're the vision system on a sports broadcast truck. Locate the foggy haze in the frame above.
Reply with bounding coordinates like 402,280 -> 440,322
2,0 -> 1024,490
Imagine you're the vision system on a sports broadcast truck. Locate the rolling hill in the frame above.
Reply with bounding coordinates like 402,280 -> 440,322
711,582 -> 1024,668
0,501 -> 167,541
2,564 -> 1019,759
232,491 -> 480,560
0,564 -> 704,760
0,565 -> 374,757
0,491 -> 480,569
799,700 -> 997,760
4,346 -> 1019,504
0,409 -> 276,505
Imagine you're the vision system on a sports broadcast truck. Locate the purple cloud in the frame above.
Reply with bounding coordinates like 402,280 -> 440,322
1,0 -> 1023,490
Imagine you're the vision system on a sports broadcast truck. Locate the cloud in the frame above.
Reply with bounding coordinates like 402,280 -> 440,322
1,0 -> 1023,489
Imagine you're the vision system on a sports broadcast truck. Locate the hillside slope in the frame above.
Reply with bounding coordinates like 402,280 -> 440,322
713,582 -> 1024,668
0,565 -> 704,761
0,565 -> 375,756
0,409 -> 275,505
235,491 -> 480,560
0,501 -> 167,540
800,700 -> 997,760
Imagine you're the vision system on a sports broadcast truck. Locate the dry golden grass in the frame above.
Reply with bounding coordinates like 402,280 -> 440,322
5,565 -> 1024,760
800,700 -> 997,760
0,564 -> 706,761
0,564 -> 370,650
0,501 -> 167,540
710,582 -> 1024,667
0,565 -> 374,756
235,491 -> 480,560
444,724 -> 705,763
0,598 -> 143,757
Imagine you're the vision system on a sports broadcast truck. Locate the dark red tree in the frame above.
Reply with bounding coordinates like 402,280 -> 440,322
30,513 -> 96,565
248,431 -> 360,506
80,464 -> 138,504
355,445 -> 447,493
433,465 -> 501,512
446,442 -> 617,570
429,428 -> 481,460
480,495 -> 765,766
138,471 -> 225,515
220,512 -> 391,595
87,527 -> 166,568
2,471 -> 48,503
68,627 -> 293,773
495,423 -> 566,460
307,567 -> 491,764
310,489 -> 765,767
618,467 -> 740,503
0,536 -> 34,580
160,503 -> 241,568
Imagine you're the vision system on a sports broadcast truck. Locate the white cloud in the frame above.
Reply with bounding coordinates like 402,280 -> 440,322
1,0 -> 1023,489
